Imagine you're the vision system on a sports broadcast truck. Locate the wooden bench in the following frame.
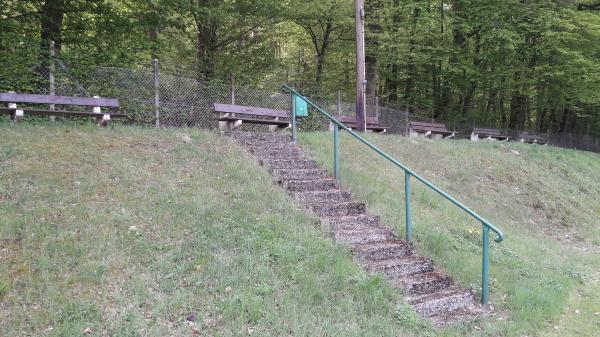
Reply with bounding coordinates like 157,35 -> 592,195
213,103 -> 291,131
0,92 -> 124,126
471,128 -> 511,141
519,132 -> 548,145
330,115 -> 388,133
409,121 -> 457,139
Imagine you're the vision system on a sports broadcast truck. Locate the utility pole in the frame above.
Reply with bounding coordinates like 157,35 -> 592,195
355,0 -> 367,132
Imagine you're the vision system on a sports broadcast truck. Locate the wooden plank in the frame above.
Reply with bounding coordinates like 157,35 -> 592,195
218,116 -> 290,126
213,103 -> 289,118
473,128 -> 502,136
0,107 -> 126,117
409,121 -> 448,129
412,126 -> 451,132
336,115 -> 379,124
0,93 -> 120,107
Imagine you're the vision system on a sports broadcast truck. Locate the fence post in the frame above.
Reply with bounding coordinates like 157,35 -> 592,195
153,59 -> 160,128
375,96 -> 379,120
230,74 -> 235,105
405,106 -> 409,136
49,41 -> 56,122
336,91 -> 342,115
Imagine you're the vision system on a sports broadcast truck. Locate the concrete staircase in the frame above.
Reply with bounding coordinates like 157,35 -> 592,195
227,131 -> 490,327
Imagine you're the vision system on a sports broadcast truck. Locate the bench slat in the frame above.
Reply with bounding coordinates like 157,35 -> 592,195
0,93 -> 120,107
0,107 -> 126,118
335,115 -> 380,125
411,126 -> 452,133
473,128 -> 504,136
214,103 -> 289,118
218,116 -> 290,126
409,121 -> 448,128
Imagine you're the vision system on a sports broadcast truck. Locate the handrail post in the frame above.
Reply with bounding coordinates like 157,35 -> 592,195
291,93 -> 297,143
334,124 -> 340,180
405,171 -> 412,241
482,225 -> 490,305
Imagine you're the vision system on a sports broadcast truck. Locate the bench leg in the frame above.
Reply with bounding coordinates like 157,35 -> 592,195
269,124 -> 290,132
10,109 -> 24,123
471,133 -> 479,141
8,101 -> 23,123
268,117 -> 289,132
219,119 -> 242,130
96,114 -> 110,127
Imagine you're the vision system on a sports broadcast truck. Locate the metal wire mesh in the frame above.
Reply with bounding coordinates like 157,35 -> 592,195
0,55 -> 451,134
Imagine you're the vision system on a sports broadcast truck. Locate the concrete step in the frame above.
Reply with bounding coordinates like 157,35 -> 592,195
406,287 -> 476,318
283,179 -> 338,192
351,240 -> 413,261
293,190 -> 351,203
364,256 -> 434,278
428,306 -> 489,328
253,149 -> 305,160
242,140 -> 296,151
260,158 -> 319,170
226,131 -> 291,143
274,169 -> 329,182
390,271 -> 452,296
332,227 -> 393,245
309,202 -> 366,217
320,214 -> 380,231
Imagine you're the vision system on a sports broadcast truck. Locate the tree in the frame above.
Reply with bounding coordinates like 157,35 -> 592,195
288,0 -> 353,92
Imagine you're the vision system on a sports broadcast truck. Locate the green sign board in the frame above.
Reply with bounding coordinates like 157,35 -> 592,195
294,94 -> 308,117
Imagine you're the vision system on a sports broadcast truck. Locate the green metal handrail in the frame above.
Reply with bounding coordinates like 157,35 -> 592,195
283,84 -> 504,304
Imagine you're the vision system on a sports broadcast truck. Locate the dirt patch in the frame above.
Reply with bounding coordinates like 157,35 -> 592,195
0,240 -> 21,270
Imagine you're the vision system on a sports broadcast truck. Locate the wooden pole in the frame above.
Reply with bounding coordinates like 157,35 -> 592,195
49,41 -> 56,122
230,74 -> 236,105
355,0 -> 367,132
153,59 -> 160,128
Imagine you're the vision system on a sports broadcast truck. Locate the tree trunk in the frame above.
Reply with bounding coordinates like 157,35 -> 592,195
193,0 -> 217,81
403,7 -> 421,105
314,20 -> 333,87
40,0 -> 65,53
365,0 -> 383,104
509,90 -> 528,131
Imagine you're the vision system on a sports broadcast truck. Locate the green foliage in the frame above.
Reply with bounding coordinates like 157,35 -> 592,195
2,1 -> 600,134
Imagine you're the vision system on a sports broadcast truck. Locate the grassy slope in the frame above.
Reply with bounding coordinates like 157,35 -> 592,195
299,132 -> 600,337
1,125 -> 598,337
0,125 -> 424,337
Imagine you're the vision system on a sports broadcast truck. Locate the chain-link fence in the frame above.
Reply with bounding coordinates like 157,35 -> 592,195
0,54 -> 422,133
3,51 -> 600,152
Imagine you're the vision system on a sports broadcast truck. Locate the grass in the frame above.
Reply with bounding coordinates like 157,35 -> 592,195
0,124 -> 426,337
298,132 -> 600,337
1,123 -> 598,336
